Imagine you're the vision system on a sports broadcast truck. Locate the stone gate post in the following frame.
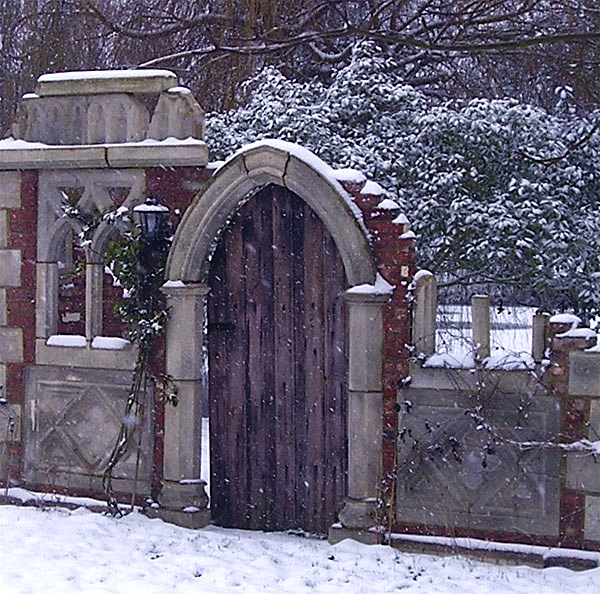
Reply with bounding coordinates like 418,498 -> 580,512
156,282 -> 210,528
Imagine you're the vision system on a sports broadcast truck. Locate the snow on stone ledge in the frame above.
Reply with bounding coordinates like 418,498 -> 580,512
167,86 -> 192,95
0,137 -> 49,150
556,327 -> 597,340
377,198 -> 400,210
47,334 -> 86,348
347,273 -> 395,295
425,350 -> 535,371
4,487 -> 107,509
483,352 -> 535,370
412,269 -> 434,283
0,136 -> 206,150
360,180 -> 386,196
549,313 -> 581,327
91,336 -> 131,350
162,279 -> 187,289
392,212 -> 410,226
332,168 -> 367,184
37,69 -> 177,83
423,352 -> 475,369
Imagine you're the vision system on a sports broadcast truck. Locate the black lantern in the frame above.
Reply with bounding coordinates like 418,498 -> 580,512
133,197 -> 170,244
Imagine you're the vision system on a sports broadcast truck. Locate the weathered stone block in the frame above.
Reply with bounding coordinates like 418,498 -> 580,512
345,292 -> 387,392
35,338 -> 137,370
35,69 -> 178,97
148,88 -> 205,141
0,328 -> 23,363
162,284 -> 208,381
347,391 -> 382,499
567,451 -> 600,492
412,270 -> 437,356
163,379 -> 204,482
105,142 -> 209,168
24,365 -> 152,494
585,495 -> 600,542
0,145 -> 108,170
0,289 -> 6,326
0,211 -> 8,249
569,351 -> 600,397
0,173 -> 21,208
0,250 -> 21,287
396,386 -> 561,536
591,400 -> 600,440
338,497 -> 379,529
241,144 -> 287,185
0,403 -> 21,441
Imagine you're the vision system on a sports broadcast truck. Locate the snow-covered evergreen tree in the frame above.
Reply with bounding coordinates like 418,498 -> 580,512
207,43 -> 600,318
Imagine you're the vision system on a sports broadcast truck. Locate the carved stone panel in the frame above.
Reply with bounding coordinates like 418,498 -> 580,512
24,365 -> 152,495
396,386 -> 561,536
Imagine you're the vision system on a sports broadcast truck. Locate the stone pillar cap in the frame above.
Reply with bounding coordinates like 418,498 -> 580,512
35,69 -> 178,96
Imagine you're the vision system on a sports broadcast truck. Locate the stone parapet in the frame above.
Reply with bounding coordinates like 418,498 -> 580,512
11,70 -> 205,150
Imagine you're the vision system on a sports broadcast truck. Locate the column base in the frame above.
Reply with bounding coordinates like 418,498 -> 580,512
145,505 -> 211,529
145,479 -> 210,529
337,496 -> 379,529
328,522 -> 384,545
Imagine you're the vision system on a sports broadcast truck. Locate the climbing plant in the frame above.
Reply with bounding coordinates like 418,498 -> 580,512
64,201 -> 177,515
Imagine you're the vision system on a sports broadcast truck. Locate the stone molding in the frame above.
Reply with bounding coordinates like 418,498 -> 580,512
166,142 -> 376,286
0,142 -> 208,171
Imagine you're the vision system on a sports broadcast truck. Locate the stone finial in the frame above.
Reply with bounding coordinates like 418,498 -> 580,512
10,70 -> 206,148
148,88 -> 205,141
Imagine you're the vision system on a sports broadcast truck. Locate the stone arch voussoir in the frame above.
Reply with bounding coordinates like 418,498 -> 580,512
166,140 -> 376,286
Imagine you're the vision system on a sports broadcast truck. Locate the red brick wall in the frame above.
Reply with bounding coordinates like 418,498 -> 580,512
341,182 -> 417,483
6,171 -> 37,402
4,172 -> 37,483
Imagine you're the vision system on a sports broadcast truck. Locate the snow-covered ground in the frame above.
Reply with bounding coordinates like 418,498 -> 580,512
0,504 -> 598,594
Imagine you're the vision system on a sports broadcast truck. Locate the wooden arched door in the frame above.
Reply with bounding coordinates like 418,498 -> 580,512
208,184 -> 347,534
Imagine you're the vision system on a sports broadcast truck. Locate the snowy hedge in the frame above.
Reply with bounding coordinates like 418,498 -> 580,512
206,43 -> 600,318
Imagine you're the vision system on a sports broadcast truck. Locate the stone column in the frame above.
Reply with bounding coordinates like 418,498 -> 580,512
471,294 -> 490,359
412,270 -> 437,356
153,282 -> 210,528
86,263 -> 103,340
334,289 -> 388,543
35,262 -> 58,339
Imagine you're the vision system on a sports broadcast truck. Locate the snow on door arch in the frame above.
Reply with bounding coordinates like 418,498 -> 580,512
162,140 -> 382,535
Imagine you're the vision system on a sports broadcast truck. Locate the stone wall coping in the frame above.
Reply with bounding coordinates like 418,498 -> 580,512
0,139 -> 208,170
408,361 -> 546,394
35,338 -> 137,370
35,69 -> 178,96
160,281 -> 210,298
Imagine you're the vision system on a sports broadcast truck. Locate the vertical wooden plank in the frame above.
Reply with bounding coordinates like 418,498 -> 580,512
272,186 -> 297,529
302,203 -> 327,533
323,230 -> 348,524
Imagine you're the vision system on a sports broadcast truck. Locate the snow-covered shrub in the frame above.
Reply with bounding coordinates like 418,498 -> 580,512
207,43 -> 600,318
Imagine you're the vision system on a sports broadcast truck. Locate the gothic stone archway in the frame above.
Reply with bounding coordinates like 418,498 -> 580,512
161,141 -> 387,535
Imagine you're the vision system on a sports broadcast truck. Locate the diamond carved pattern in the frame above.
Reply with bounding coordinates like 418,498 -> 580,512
25,371 -> 152,488
396,388 -> 561,536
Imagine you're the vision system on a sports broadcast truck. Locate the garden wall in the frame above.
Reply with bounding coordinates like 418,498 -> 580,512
397,276 -> 600,552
